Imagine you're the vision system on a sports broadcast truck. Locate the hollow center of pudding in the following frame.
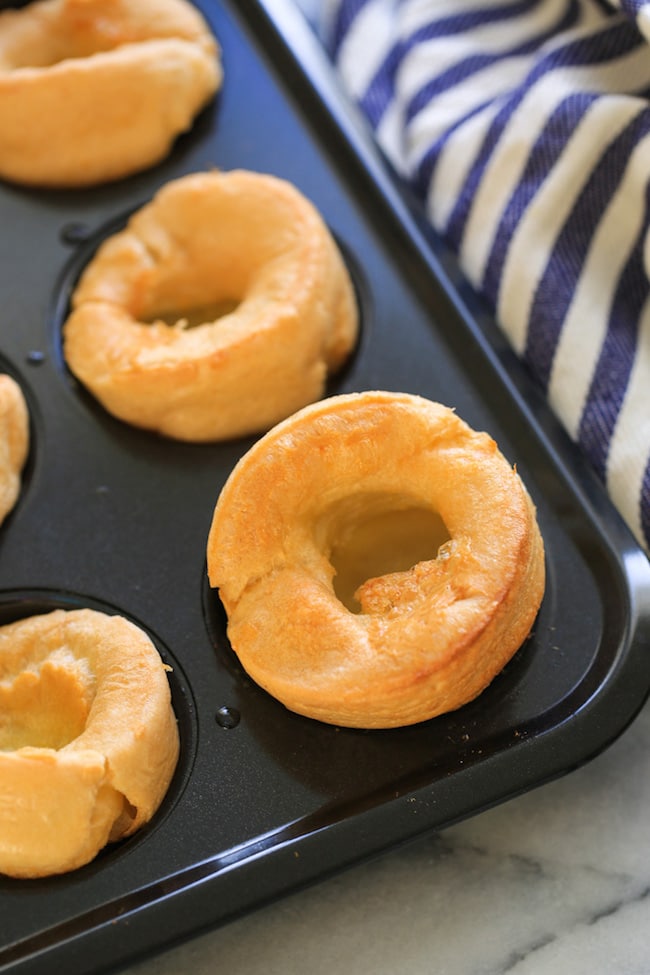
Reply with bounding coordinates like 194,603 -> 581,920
0,649 -> 94,751
143,298 -> 240,329
327,498 -> 451,613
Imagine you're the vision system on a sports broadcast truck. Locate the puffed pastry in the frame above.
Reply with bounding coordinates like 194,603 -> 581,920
0,0 -> 222,187
0,374 -> 28,526
63,170 -> 358,440
207,391 -> 545,729
0,609 -> 179,878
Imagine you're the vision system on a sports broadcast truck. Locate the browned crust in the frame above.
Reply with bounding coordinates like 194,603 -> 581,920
0,0 -> 222,187
0,609 -> 179,878
0,374 -> 29,526
63,170 -> 359,440
207,391 -> 546,728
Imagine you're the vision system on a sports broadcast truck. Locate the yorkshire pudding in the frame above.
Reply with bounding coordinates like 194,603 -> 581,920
207,391 -> 545,729
0,0 -> 221,187
0,374 -> 29,526
63,170 -> 359,441
0,608 -> 179,878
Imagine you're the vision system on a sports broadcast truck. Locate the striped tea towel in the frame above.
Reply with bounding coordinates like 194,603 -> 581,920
318,0 -> 650,556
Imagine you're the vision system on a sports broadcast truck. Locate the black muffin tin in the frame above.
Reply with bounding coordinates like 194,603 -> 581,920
1,0 -> 650,972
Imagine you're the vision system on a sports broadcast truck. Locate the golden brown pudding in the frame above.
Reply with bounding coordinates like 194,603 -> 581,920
207,391 -> 545,729
0,609 -> 179,878
0,374 -> 28,527
63,170 -> 359,441
0,0 -> 221,187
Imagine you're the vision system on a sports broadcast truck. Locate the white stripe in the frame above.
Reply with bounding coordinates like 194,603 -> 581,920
459,41 -> 650,289
497,96 -> 644,355
404,53 -> 531,174
297,0 -> 322,25
606,296 -> 650,550
335,0 -> 396,100
638,7 -> 650,43
320,0 -> 343,44
398,0 -> 577,37
376,98 -> 409,173
399,0 -> 613,170
548,130 -> 650,439
398,0 -> 572,91
425,100 -> 502,231
396,0 -> 583,170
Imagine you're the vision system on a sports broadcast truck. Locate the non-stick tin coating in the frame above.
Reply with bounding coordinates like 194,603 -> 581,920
0,0 -> 649,972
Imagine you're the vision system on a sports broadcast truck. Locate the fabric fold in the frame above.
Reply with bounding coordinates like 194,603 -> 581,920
321,0 -> 650,554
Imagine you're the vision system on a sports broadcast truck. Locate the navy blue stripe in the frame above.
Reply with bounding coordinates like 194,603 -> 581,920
358,40 -> 404,128
444,18 -> 644,252
412,99 -> 497,199
577,181 -> 650,482
406,0 -> 581,122
404,0 -> 544,42
411,1 -> 587,199
619,0 -> 646,16
481,92 -> 597,307
327,0 -> 650,551
524,107 -> 650,391
327,0 -> 370,60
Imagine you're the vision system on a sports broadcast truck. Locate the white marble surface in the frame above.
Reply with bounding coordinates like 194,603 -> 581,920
128,4 -> 649,971
127,694 -> 650,975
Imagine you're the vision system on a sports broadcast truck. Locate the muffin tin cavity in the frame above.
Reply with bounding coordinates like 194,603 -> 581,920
0,0 -> 647,967
50,208 -> 136,382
